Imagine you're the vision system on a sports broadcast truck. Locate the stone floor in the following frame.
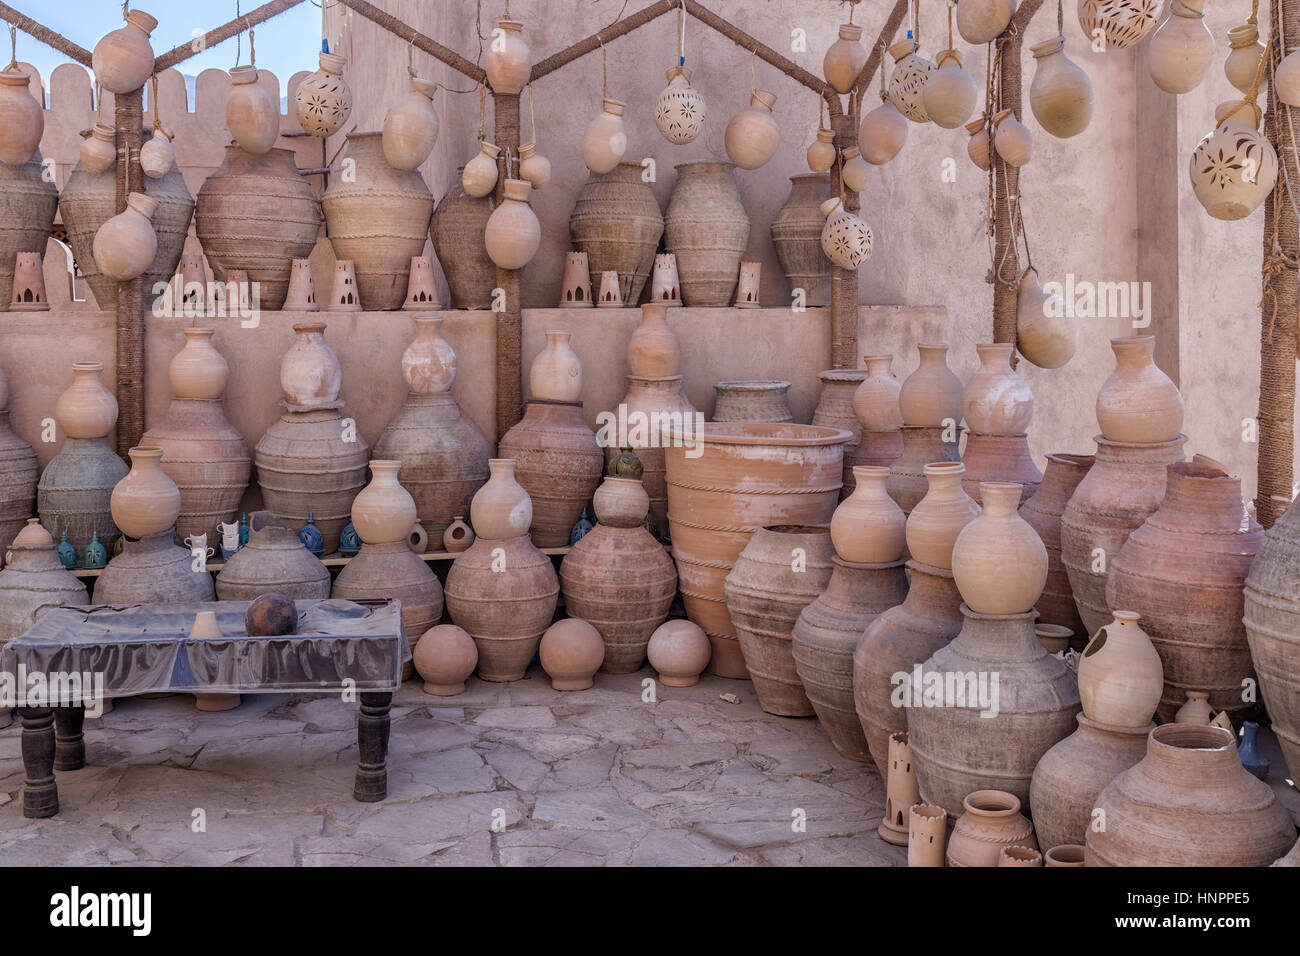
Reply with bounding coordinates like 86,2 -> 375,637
0,667 -> 906,866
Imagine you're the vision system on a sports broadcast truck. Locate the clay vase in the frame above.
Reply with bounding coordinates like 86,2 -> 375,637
992,108 -> 1033,166
413,624 -> 478,696
462,141 -> 501,198
771,174 -> 831,307
905,462 -> 981,569
92,8 -> 157,94
0,69 -> 43,166
1075,610 -> 1163,727
80,124 -> 117,174
569,162 -> 664,304
711,381 -> 793,423
1225,23 -> 1266,94
647,619 -> 712,686
958,0 -> 1017,42
793,555 -> 908,760
859,99 -> 908,165
887,426 -> 962,515
1077,0 -> 1162,49
962,343 -> 1033,435
1173,691 -> 1214,724
952,482 -> 1048,615
93,192 -> 158,281
215,521 -> 330,600
724,90 -> 780,169
887,39 -> 934,123
946,790 -> 1036,867
56,362 -> 118,439
854,560 -> 965,775
295,51 -> 352,137
323,132 -> 435,310
0,150 -> 57,307
1190,100 -> 1277,221
966,117 -> 991,170
110,447 -> 181,540
654,65 -> 706,144
1096,335 -> 1183,443
540,619 -> 605,691
444,533 -> 559,681
518,142 -> 551,190
195,146 -> 322,310
823,23 -> 868,93
907,606 -> 1081,814
333,536 -> 442,653
469,458 -> 532,541
226,66 -> 279,154
847,355 -> 904,480
922,50 -> 977,129
841,146 -> 871,193
498,402 -> 603,548
724,526 -> 835,716
529,330 -> 582,402
1060,434 -> 1186,635
350,460 -> 417,545
0,520 -> 89,642
960,432 -> 1042,505
831,466 -> 906,563
484,178 -> 541,270
280,323 -> 342,409
582,98 -> 628,174
1029,35 -> 1093,139
628,304 -> 681,377
95,529 -> 215,605
1016,267 -> 1076,368
879,731 -> 921,844
819,198 -> 873,270
382,76 -> 439,171
664,161 -> 749,307
1019,453 -> 1093,640
613,374 -> 697,533
1107,458 -> 1264,723
899,343 -> 963,427
806,128 -> 836,174
1148,0 -> 1213,94
443,516 -> 473,552
431,171 -> 495,309
1086,724 -> 1296,867
664,423 -> 848,679
908,804 -> 948,867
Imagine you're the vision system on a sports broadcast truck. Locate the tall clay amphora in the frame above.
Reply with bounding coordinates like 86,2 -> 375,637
568,162 -> 664,304
431,169 -> 495,309
1107,457 -> 1263,723
664,161 -> 750,307
0,366 -> 37,552
769,173 -> 831,306
323,132 -> 435,310
1019,452 -> 1093,641
0,151 -> 58,308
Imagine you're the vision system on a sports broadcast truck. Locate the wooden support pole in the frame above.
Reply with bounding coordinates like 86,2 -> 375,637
830,105 -> 859,370
852,0 -> 909,96
0,2 -> 92,66
495,92 -> 523,440
114,88 -> 146,458
153,0 -> 307,72
333,0 -> 486,83
530,0 -> 676,82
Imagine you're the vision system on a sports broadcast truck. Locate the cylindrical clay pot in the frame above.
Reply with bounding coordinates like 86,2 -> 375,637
664,161 -> 750,307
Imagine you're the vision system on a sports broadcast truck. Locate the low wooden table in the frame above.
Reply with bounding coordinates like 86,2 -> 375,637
0,599 -> 409,819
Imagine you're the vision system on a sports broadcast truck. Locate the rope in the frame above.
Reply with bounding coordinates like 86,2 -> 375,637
526,82 -> 537,148
7,23 -> 15,70
477,81 -> 485,141
150,74 -> 160,133
1250,0 -> 1259,24
1057,0 -> 1063,34
678,0 -> 686,66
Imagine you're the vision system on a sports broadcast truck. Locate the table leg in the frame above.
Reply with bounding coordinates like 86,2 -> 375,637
53,705 -> 86,771
18,707 -> 58,819
353,692 -> 392,803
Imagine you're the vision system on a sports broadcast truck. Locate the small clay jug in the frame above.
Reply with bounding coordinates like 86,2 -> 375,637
443,516 -> 474,553
110,447 -> 181,539
1096,335 -> 1183,443
947,790 -> 1037,867
281,322 -> 342,408
0,69 -> 44,166
462,141 -> 502,198
905,462 -> 981,570
352,461 -> 418,545
55,362 -> 119,439
858,100 -> 908,164
92,192 -> 158,281
854,354 -> 903,431
92,8 -> 157,94
484,178 -> 541,270
81,124 -> 117,174
169,328 -> 228,400
295,51 -> 352,138
823,23 -> 868,94
382,76 -> 439,171
951,481 -> 1047,614
1173,690 -> 1214,725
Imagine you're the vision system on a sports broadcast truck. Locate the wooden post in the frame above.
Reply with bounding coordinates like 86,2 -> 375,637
830,106 -> 859,370
114,88 -> 146,458
494,92 -> 523,440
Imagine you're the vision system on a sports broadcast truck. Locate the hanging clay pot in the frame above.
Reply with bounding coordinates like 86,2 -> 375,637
831,465 -> 907,564
957,0 -> 1016,43
992,108 -> 1032,166
382,76 -> 439,171
654,65 -> 705,144
529,330 -> 582,402
0,69 -> 43,167
908,804 -> 948,867
215,521 -> 330,600
93,191 -> 158,281
81,124 -> 117,174
819,198 -> 873,270
647,619 -> 712,686
887,39 -> 934,123
484,178 -> 540,270
1029,35 -> 1093,139
770,173 -> 831,305
841,146 -> 870,193
859,99 -> 908,164
1190,100 -> 1277,221
1096,335 -> 1183,443
519,142 -> 550,189
966,116 -> 990,170
899,342 -> 963,427
413,624 -> 478,696
1225,23 -> 1266,95
484,18 -> 530,95
1016,267 -> 1076,368
1077,0 -> 1164,50
922,50 -> 977,130
140,125 -> 175,179
0,520 -> 89,642
724,90 -> 780,170
295,51 -> 352,137
887,426 -> 962,514
1077,609 -> 1163,727
92,8 -> 157,94
569,162 -> 664,305
824,23 -> 868,93
959,432 -> 1042,505
806,128 -> 836,174
431,169 -> 495,309
946,790 -> 1036,867
110,447 -> 181,540
226,66 -> 279,155
711,380 -> 793,423
498,401 -> 603,548
906,462 -> 981,570
1147,0 -> 1213,95
582,98 -> 628,174
1019,452 -> 1093,640
462,141 -> 501,198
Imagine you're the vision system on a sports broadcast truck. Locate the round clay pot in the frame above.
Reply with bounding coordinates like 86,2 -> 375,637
95,529 -> 215,606
887,39 -> 934,123
168,328 -> 228,400
592,476 -> 650,529
332,539 -> 442,651
922,50 -> 977,129
962,342 -> 1033,435
899,343 -> 963,427
351,460 -> 418,546
1173,690 -> 1214,725
582,98 -> 628,175
462,141 -> 501,198
443,516 -> 474,553
806,127 -> 836,174
1225,23 -> 1266,95
214,522 -> 330,601
295,51 -> 352,138
1029,35 -> 1093,140
432,169 -> 495,308
55,362 -> 118,439
831,466 -> 906,563
1036,623 -> 1073,653
1016,267 -> 1077,369
1044,844 -> 1085,867
858,101 -> 908,164
905,462 -> 982,570
711,380 -> 793,424
654,65 -> 706,145
951,481 -> 1047,615
110,447 -> 181,539
946,790 -> 1037,867
382,76 -> 439,171
647,619 -> 712,686
93,191 -> 158,281
400,315 -> 456,394
539,618 -> 605,690
413,624 -> 478,696
1147,0 -> 1213,95
483,17 -> 530,93
854,354 -> 904,431
80,124 -> 117,174
1019,452 -> 1093,641
957,0 -> 1016,44
92,9 -> 157,94
819,198 -> 873,269
823,23 -> 868,93
628,304 -> 681,377
1096,335 -> 1183,443
529,330 -> 582,403
497,402 -> 603,548
992,108 -> 1033,166
484,178 -> 541,270
226,66 -> 279,155
280,322 -> 342,409
0,70 -> 43,167
37,434 -> 128,559
470,459 -> 533,541
724,90 -> 780,170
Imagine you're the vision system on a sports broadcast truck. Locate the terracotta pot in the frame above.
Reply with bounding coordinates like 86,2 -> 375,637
431,170 -> 495,309
627,304 -> 681,377
1077,0 -> 1161,49
167,328 -> 227,399
444,533 -> 559,681
0,150 -> 57,308
530,330 -> 582,403
591,476 -> 650,528
832,466 -> 906,564
770,174 -> 831,306
1173,690 -> 1214,725
80,123 -> 117,174
611,374 -> 697,534
962,343 -> 1033,435
1225,23 -> 1266,94
823,22 -> 868,93
899,343 -> 963,427
960,432 -> 1042,504
0,523 -> 89,642
195,146 -> 322,310
946,790 -> 1037,867
1086,724 -> 1296,867
859,101 -> 908,165
333,539 -> 442,650
568,162 -> 664,305
1016,266 -> 1077,368
887,39 -> 934,123
813,369 -> 869,465
1096,335 -> 1183,443
484,178 -> 540,270
55,362 -> 117,440
1148,0 -> 1213,94
905,462 -> 981,569
647,619 -> 712,686
908,804 -> 948,867
469,458 -> 532,541
841,147 -> 871,192
582,98 -> 628,174
110,447 -> 181,539
1030,713 -> 1151,850
1044,844 -> 1085,866
664,161 -> 750,307
95,530 -> 215,604
539,619 -> 605,690
851,357 -> 904,471
226,66 -> 279,154
724,526 -> 835,716
92,9 -> 157,94
711,380 -> 793,424
462,141 -> 501,198
806,128 -> 836,174
518,142 -> 550,190
1060,434 -> 1186,634
280,323 -> 342,409
992,108 -> 1033,166
497,402 -> 603,548
922,50 -> 977,129
93,192 -> 158,281
412,624 -> 477,696
0,408 -> 38,554
0,69 -> 43,166
907,605 -> 1081,814
1029,35 -> 1093,139
879,731 -> 921,844
1037,623 -> 1073,653
214,522 -> 330,600
351,460 -> 418,545
382,76 -> 439,171
664,422 -> 848,678
819,198 -> 873,269
724,90 -> 780,169
952,481 -> 1047,615
36,435 -> 128,560
654,65 -> 706,144
957,0 -> 1016,43
887,425 -> 962,515
323,132 -> 434,310
1020,452 -> 1093,640
1107,458 -> 1263,722
999,846 -> 1043,866
296,51 -> 352,137
793,556 -> 907,760
443,516 -> 473,553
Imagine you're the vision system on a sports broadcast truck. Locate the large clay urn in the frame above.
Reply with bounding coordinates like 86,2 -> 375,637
769,173 -> 831,306
0,150 -> 57,309
724,526 -> 835,716
1086,724 -> 1296,867
664,161 -> 750,307
962,343 -> 1033,435
322,132 -> 434,310
664,423 -> 848,679
0,366 -> 37,552
627,304 -> 681,378
887,426 -> 962,515
906,462 -> 981,570
1075,609 -> 1163,728
0,520 -> 89,643
431,170 -> 495,309
1096,335 -> 1183,443
899,343 -> 963,427
215,520 -> 330,600
93,529 -> 215,605
1060,434 -> 1186,634
1019,452 -> 1093,640
960,432 -> 1042,504
568,162 -> 664,305
1106,457 -> 1264,723
951,481 -> 1047,615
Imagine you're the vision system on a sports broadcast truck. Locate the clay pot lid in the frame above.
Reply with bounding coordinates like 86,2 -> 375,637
664,421 -> 852,446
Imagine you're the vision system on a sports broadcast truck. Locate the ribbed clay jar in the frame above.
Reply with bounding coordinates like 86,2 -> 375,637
1086,724 -> 1296,867
711,381 -> 794,424
946,790 -> 1037,867
906,462 -> 982,570
215,521 -> 330,600
664,161 -> 750,307
886,426 -> 963,515
568,162 -> 664,304
430,170 -> 495,309
724,526 -> 835,716
770,173 -> 831,306
333,539 -> 443,654
960,432 -> 1042,504
0,396 -> 38,553
0,151 -> 59,308
812,369 -> 868,446
0,521 -> 89,642
1096,335 -> 1184,443
1019,452 -> 1093,641
1106,457 -> 1264,723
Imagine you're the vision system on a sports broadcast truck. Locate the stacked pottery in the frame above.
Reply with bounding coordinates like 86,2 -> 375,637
960,343 -> 1041,505
37,363 -> 129,560
0,151 -> 59,308
0,519 -> 89,643
1019,453 -> 1093,641
905,463 -> 982,571
770,174 -> 831,306
254,324 -> 370,554
444,459 -> 560,681
560,471 -> 677,672
569,162 -> 664,304
1107,457 -> 1263,723
333,461 -> 443,656
431,170 -> 495,309
951,482 -> 1047,616
664,162 -> 749,306
812,369 -> 869,490
1062,335 -> 1185,634
846,354 -> 904,482
323,132 -> 435,310
711,381 -> 794,423
215,518 -> 330,600
890,344 -> 963,513
373,316 -> 491,542
0,365 -> 37,552
794,468 -> 909,760
1086,724 -> 1296,866
724,526 -> 834,715
141,329 -> 250,541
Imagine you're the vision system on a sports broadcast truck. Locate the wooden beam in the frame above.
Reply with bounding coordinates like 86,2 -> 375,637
333,0 -> 486,84
0,2 -> 92,66
851,0 -> 908,96
530,0 -> 676,82
154,0 -> 307,73
113,88 -> 146,457
494,92 -> 523,440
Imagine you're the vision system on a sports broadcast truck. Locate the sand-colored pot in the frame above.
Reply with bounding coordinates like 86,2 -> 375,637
1077,0 -> 1163,49
95,529 -> 215,604
962,343 -> 1033,435
226,66 -> 279,154
1190,100 -> 1277,221
295,51 -> 352,137
568,162 -> 664,306
907,605 -> 1081,814
908,804 -> 948,867
819,198 -> 873,269
1044,845 -> 1086,866
712,380 -> 793,423
832,465 -> 906,564
323,132 -> 435,310
770,174 -> 831,306
612,374 -> 697,533
957,0 -> 1016,43
485,178 -> 541,270
654,65 -> 706,144
1096,335 -> 1183,443
1016,266 -> 1077,367
214,522 -> 330,600
80,124 -> 116,174
195,146 -> 322,310
333,539 -> 443,651
1029,35 -> 1093,140
724,89 -> 780,170
1030,714 -> 1151,850
1019,453 -> 1093,641
469,458 -> 532,542
952,481 -> 1047,615
168,328 -> 227,399
110,447 -> 181,540
887,39 -> 934,123
1076,610 -> 1163,727
960,432 -> 1042,505
854,354 -> 904,433
443,516 -> 473,552
54,362 -> 117,440
887,426 -> 962,516
431,170 -> 495,309
413,624 -> 478,696
539,618 -> 605,691
0,150 -> 57,308
280,323 -> 342,409
93,192 -> 158,281
92,9 -> 157,94
859,100 -> 908,165
991,108 -> 1032,166
0,527 -> 90,641
806,127 -> 836,174
1147,0 -> 1213,94
529,330 -> 582,403
582,98 -> 628,175
1225,23 -> 1266,94
1107,458 -> 1263,723
591,475 -> 650,529
0,70 -> 43,167
647,619 -> 712,686
793,556 -> 908,760
946,790 -> 1036,867
462,141 -> 501,198
664,161 -> 750,307
351,460 -> 418,545
1060,434 -> 1186,634
724,526 -> 835,716
905,462 -> 981,569
922,50 -> 977,129
899,343 -> 962,427
497,401 -> 603,548
36,437 -> 128,559
444,533 -> 559,682
823,22 -> 868,93
841,146 -> 871,193
628,304 -> 681,378
382,76 -> 439,171
1173,690 -> 1214,724
0,409 -> 38,553
518,142 -> 550,190
1086,724 -> 1296,867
